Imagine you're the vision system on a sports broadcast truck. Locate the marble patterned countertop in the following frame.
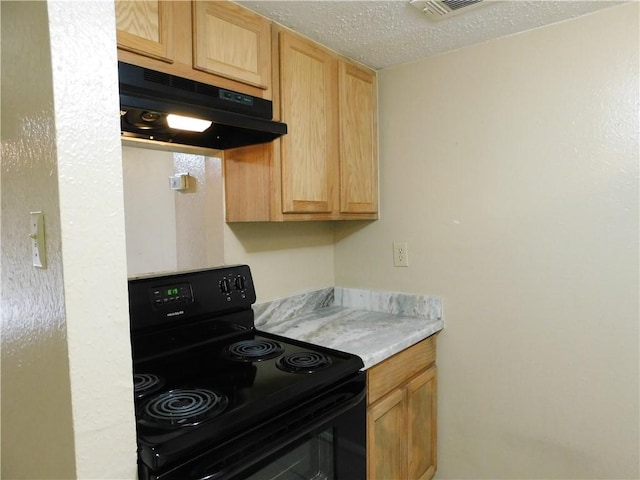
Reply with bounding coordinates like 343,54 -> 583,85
254,287 -> 444,369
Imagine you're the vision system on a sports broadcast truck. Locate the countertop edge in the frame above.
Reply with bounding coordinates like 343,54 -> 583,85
356,320 -> 443,369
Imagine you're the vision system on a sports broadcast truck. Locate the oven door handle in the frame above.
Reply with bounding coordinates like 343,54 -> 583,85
188,381 -> 366,480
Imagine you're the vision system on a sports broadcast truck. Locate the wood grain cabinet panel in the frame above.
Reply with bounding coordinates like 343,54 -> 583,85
192,1 -> 271,90
367,336 -> 438,480
408,366 -> 437,480
339,62 -> 378,214
279,31 -> 338,214
116,1 -> 271,98
223,27 -> 378,222
367,389 -> 407,480
115,0 -> 174,63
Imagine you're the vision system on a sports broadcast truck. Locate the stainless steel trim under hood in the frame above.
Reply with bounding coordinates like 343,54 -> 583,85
118,62 -> 287,150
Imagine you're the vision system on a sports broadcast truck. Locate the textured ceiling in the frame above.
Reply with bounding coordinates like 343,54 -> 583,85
239,0 -> 626,70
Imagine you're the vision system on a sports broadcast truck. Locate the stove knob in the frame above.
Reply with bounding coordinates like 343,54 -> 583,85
234,276 -> 246,291
220,278 -> 231,294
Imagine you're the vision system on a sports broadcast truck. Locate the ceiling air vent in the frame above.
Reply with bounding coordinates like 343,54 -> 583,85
409,0 -> 485,21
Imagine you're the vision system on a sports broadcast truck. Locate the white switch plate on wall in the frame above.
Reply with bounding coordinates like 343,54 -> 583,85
29,211 -> 46,268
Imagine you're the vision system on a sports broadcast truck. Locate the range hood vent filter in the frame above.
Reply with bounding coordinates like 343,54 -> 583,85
409,0 -> 485,20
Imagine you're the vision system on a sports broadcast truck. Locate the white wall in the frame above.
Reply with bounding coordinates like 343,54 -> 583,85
123,145 -> 179,275
48,1 -> 137,477
335,3 -> 639,478
122,145 -> 225,276
174,152 -> 225,271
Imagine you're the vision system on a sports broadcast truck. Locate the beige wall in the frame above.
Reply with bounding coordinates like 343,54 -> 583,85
121,144 -> 335,301
1,1 -> 137,478
2,1 -> 637,479
1,2 -> 76,477
224,222 -> 335,303
336,3 -> 639,478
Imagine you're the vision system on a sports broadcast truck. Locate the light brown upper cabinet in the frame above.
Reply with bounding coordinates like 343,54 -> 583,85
115,0 -> 174,63
193,1 -> 271,90
115,1 -> 271,98
279,31 -> 339,214
339,62 -> 378,214
224,27 -> 378,221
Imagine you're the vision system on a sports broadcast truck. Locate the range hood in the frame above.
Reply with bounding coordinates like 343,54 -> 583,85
118,61 -> 287,150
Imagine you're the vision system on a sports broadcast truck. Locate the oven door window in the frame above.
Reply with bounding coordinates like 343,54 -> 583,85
246,429 -> 334,480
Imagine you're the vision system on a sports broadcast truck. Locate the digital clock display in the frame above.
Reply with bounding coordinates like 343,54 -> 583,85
166,287 -> 180,297
151,282 -> 193,308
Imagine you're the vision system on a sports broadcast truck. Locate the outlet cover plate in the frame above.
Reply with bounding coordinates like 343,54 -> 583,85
393,242 -> 408,267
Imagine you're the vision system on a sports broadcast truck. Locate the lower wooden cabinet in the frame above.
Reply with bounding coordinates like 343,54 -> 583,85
367,336 -> 437,480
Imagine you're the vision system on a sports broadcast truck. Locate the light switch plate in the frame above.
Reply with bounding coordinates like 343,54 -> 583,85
30,211 -> 46,268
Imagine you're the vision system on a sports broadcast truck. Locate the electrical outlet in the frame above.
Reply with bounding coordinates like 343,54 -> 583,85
393,242 -> 408,267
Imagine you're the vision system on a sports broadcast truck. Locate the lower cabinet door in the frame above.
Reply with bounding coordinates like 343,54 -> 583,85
367,388 -> 407,480
367,365 -> 437,480
408,366 -> 437,480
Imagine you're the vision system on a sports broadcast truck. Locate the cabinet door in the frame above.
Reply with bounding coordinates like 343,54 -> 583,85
339,62 -> 378,214
279,32 -> 338,214
193,1 -> 271,89
115,0 -> 173,63
408,366 -> 438,480
367,389 -> 407,480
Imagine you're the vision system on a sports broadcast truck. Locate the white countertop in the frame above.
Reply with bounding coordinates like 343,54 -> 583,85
258,305 -> 443,370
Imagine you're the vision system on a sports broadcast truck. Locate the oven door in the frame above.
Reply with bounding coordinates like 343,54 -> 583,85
145,373 -> 366,480
242,394 -> 366,480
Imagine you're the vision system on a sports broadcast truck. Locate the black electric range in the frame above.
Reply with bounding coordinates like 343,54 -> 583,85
128,265 -> 366,480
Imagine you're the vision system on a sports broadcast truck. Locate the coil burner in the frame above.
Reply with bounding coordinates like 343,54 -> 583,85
134,373 -> 165,399
276,352 -> 332,374
226,339 -> 284,362
142,389 -> 228,428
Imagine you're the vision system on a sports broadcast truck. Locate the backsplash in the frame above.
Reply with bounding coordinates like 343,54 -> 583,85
253,288 -> 334,328
335,287 -> 442,320
253,287 -> 442,328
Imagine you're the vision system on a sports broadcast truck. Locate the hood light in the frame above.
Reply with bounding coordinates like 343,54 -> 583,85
166,114 -> 213,132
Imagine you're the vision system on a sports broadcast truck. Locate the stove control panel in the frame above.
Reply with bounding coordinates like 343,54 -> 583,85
128,265 -> 256,331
